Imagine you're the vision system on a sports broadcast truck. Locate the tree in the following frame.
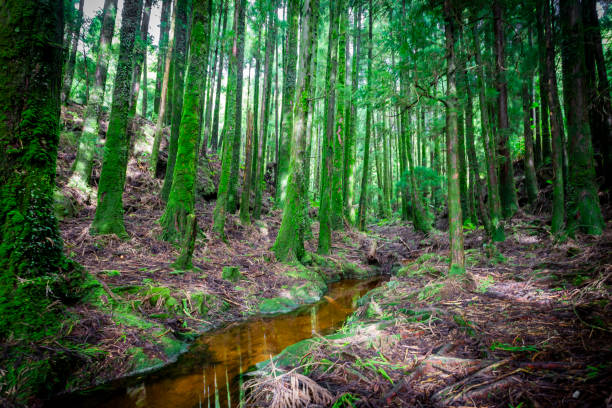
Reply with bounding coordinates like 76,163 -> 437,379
540,0 -> 565,234
318,0 -> 340,252
276,0 -> 299,206
357,0 -> 373,232
160,0 -> 189,202
68,0 -> 119,193
332,2 -> 349,228
91,0 -> 144,237
62,0 -> 85,103
253,6 -> 277,220
492,1 -> 518,218
150,1 -> 177,174
559,0 -> 604,235
154,0 -> 173,116
160,0 -> 212,243
443,0 -> 465,276
273,0 -> 318,262
128,0 -> 154,127
343,6 -> 361,224
0,0 -> 83,342
210,2 -> 229,153
213,0 -> 246,237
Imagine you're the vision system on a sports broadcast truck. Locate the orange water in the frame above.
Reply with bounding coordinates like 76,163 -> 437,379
56,277 -> 382,408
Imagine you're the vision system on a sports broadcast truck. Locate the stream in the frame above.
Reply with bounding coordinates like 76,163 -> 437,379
52,277 -> 384,408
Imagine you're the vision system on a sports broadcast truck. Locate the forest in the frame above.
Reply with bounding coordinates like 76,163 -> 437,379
0,0 -> 611,406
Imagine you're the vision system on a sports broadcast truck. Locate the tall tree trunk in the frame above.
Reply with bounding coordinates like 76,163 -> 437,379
210,1 -> 228,152
150,3 -> 177,174
304,3 -> 321,206
0,0 -> 83,342
213,0 -> 245,236
536,4 -> 552,164
559,0 -> 604,235
276,0 -> 299,206
444,0 -> 465,276
332,1 -> 348,228
273,0 -> 318,261
68,0 -> 119,192
250,28 -> 262,184
226,0 -> 246,213
62,0 -> 85,103
128,0 -> 153,131
357,0 -> 373,232
240,111 -> 254,224
343,7 -> 361,224
160,0 -> 189,202
523,29 -> 539,208
582,0 -> 612,191
543,0 -> 566,234
91,0 -> 144,237
160,0 -> 211,243
254,11 -> 276,219
142,43 -> 148,118
318,0 -> 340,252
472,20 -> 504,241
493,0 -> 518,218
154,0 -> 172,116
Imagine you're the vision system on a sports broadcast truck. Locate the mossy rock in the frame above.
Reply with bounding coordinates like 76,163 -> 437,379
289,283 -> 324,304
189,292 -> 220,316
259,297 -> 298,314
222,266 -> 242,282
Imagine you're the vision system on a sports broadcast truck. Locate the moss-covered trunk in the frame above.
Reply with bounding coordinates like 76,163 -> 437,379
343,6 -> 361,224
226,0 -> 246,214
318,0 -> 340,252
357,0 -> 373,232
160,0 -> 189,202
493,1 -> 518,219
160,0 -> 211,243
150,4 -> 177,174
542,0 -> 566,234
444,0 -> 465,276
212,0 -> 245,236
273,0 -> 318,262
91,0 -> 144,238
210,1 -> 228,153
276,0 -> 299,206
253,10 -> 276,220
559,0 -> 604,235
472,21 -> 504,241
154,0 -> 172,116
331,2 -> 347,229
128,0 -> 153,128
68,0 -> 118,192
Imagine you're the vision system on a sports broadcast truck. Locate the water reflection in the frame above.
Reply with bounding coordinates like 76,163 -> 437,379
58,277 -> 381,408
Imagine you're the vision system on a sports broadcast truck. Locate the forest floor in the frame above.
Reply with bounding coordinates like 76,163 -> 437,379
249,214 -> 612,407
51,107 -> 378,394
47,105 -> 612,407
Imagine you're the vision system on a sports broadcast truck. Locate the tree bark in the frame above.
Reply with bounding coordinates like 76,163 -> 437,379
493,0 -> 518,218
91,0 -> 144,237
62,0 -> 85,103
154,0 -> 172,116
559,0 -> 604,235
68,0 -> 119,193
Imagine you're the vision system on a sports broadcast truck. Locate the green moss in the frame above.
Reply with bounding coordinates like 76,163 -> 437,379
222,266 -> 242,282
259,297 -> 298,314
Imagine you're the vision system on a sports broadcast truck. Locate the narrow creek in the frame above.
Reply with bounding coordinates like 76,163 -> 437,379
53,276 -> 384,408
